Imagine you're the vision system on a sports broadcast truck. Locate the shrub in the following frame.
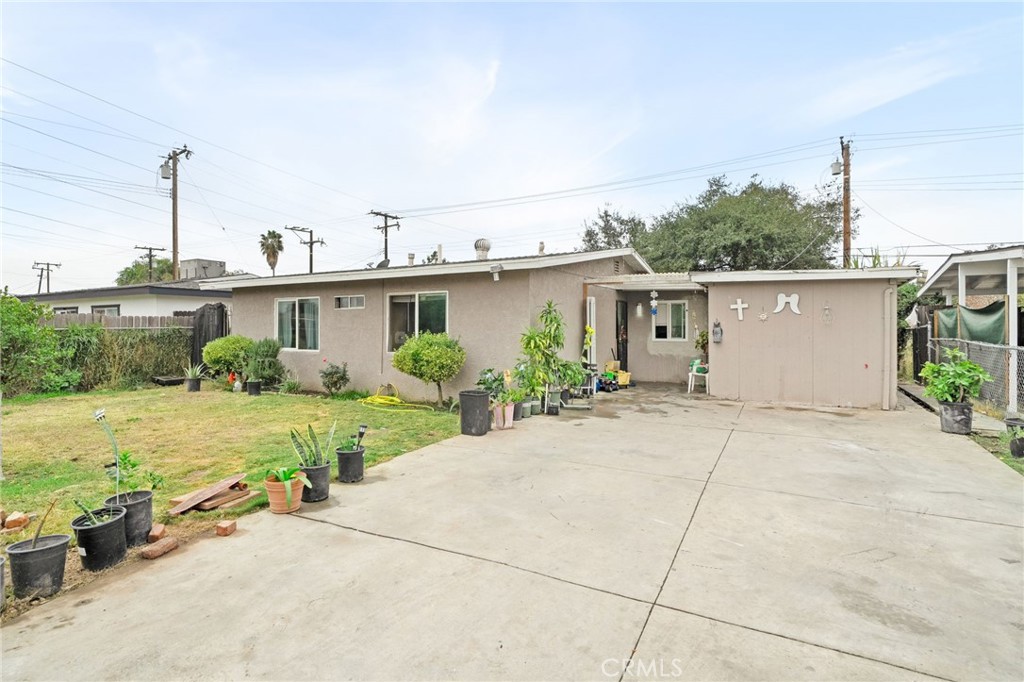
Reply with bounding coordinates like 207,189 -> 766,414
320,361 -> 350,396
88,328 -> 191,389
245,337 -> 286,387
392,331 -> 466,404
0,291 -> 73,396
919,347 -> 993,403
202,335 -> 255,376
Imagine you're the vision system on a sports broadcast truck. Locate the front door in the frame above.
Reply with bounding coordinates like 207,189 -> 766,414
616,300 -> 628,371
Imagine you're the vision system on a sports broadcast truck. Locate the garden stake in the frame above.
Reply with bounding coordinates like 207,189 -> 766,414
356,424 -> 368,448
30,499 -> 57,549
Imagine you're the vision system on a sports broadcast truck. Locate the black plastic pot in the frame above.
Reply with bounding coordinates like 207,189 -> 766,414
71,506 -> 127,572
186,378 -> 201,392
301,462 -> 332,502
546,389 -> 561,415
336,446 -> 365,483
247,380 -> 262,396
1010,438 -> 1024,459
459,390 -> 490,436
938,401 -> 972,435
103,491 -> 153,547
512,402 -> 524,421
6,534 -> 71,599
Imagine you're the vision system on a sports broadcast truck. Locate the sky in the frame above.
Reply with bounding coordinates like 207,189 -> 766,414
1,2 -> 1022,295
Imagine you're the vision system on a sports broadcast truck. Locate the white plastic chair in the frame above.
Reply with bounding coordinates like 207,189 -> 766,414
688,359 -> 709,393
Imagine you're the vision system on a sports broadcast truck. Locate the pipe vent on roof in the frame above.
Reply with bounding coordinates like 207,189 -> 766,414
538,241 -> 545,255
408,253 -> 415,267
474,238 -> 491,260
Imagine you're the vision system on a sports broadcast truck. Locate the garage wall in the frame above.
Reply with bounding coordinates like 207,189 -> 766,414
706,280 -> 898,409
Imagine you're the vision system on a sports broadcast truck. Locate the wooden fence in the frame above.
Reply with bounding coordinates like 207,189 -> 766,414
42,314 -> 195,330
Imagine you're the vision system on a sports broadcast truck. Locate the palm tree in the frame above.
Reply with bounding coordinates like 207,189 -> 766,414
259,230 -> 284,276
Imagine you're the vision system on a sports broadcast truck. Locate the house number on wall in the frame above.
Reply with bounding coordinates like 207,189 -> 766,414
773,293 -> 801,315
729,298 -> 748,320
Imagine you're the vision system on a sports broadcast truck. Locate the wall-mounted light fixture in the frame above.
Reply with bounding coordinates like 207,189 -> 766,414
650,290 -> 659,316
635,302 -> 643,318
489,264 -> 504,282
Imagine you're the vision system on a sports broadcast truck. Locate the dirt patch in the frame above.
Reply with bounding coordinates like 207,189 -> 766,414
2,515 -> 221,623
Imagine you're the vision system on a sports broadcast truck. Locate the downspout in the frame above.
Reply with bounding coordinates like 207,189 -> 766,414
883,286 -> 894,410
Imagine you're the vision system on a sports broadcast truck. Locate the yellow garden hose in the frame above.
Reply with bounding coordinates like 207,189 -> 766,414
357,384 -> 435,411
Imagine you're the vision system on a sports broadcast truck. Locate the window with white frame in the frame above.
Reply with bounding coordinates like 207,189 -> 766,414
388,291 -> 447,351
53,306 -> 79,314
277,297 -> 319,350
91,304 -> 120,316
334,295 -> 365,310
652,301 -> 687,341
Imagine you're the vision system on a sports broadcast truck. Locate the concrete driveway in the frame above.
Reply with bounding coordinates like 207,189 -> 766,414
3,386 -> 1022,681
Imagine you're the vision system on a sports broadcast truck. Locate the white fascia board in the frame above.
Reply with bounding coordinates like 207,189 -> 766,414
691,267 -> 920,284
198,248 -> 650,290
587,273 -> 703,291
917,247 -> 1024,297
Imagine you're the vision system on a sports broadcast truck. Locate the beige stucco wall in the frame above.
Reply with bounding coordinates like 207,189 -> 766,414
621,290 -> 708,383
229,255 -> 643,401
706,280 -> 899,409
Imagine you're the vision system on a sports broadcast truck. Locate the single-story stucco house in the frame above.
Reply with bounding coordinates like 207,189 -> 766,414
202,242 -> 917,410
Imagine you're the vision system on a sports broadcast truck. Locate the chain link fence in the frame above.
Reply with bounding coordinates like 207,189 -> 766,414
930,338 -> 1022,415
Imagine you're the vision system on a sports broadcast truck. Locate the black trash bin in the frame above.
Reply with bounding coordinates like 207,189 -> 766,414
459,390 -> 490,436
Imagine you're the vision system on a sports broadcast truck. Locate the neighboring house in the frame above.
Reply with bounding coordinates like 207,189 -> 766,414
204,242 -> 917,409
28,280 -> 233,317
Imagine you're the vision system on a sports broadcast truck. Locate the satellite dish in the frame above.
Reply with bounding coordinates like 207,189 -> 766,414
375,259 -> 390,269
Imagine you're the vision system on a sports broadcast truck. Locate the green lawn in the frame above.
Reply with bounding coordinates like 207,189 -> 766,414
970,432 -> 1024,477
1,384 -> 459,544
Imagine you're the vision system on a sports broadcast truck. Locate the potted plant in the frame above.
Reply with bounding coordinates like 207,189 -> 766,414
695,330 -> 709,363
336,425 -> 368,483
245,359 -> 263,396
5,500 -> 71,599
183,361 -> 207,392
70,499 -> 127,572
493,390 -> 515,429
95,409 -> 163,547
508,387 -> 527,421
1002,426 -> 1024,459
919,347 -> 993,435
264,467 -> 311,514
291,421 -> 337,502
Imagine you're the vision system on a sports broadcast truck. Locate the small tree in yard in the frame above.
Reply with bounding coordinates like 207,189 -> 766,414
392,332 -> 466,405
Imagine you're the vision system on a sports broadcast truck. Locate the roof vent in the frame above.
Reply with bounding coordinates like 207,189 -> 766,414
408,253 -> 415,267
538,241 -> 545,255
474,238 -> 491,260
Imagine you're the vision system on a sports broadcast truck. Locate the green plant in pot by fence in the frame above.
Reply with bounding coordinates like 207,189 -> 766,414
391,331 -> 467,405
264,467 -> 311,513
919,348 -> 993,435
183,361 -> 207,392
1001,426 -> 1024,459
291,421 -> 337,502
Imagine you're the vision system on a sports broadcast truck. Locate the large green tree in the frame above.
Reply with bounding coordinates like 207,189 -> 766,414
579,204 -> 649,251
260,230 -> 285,276
635,176 -> 853,272
116,257 -> 174,285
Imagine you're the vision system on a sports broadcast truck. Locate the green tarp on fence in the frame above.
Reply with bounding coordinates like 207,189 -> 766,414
935,301 -> 1006,343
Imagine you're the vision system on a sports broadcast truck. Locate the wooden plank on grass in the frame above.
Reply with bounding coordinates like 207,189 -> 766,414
170,481 -> 247,507
168,474 -> 246,516
215,489 -> 263,509
196,487 -> 249,510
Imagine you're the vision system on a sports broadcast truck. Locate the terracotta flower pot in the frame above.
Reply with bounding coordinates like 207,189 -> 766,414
265,477 -> 306,513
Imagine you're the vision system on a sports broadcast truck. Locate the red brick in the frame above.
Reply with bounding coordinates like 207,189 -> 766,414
215,520 -> 236,537
4,511 -> 29,529
147,523 -> 167,543
141,536 -> 178,559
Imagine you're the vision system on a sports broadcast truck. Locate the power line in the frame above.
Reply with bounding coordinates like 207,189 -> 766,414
1,111 -> 168,146
851,190 -> 963,250
2,118 -> 156,174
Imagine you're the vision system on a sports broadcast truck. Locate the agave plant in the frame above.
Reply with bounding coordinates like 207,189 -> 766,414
290,421 -> 337,467
265,467 -> 311,508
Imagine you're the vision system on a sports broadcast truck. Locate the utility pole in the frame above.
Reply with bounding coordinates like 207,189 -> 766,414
369,211 -> 401,262
134,245 -> 167,282
32,261 -> 60,294
285,225 -> 326,274
159,145 -> 193,280
840,137 -> 852,268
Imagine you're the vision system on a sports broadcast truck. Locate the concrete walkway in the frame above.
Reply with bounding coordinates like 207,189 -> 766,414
3,387 -> 1022,681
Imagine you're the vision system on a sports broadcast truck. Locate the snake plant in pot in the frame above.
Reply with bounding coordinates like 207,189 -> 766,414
183,361 -> 207,392
291,421 -> 336,502
264,467 -> 311,513
919,348 -> 993,435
